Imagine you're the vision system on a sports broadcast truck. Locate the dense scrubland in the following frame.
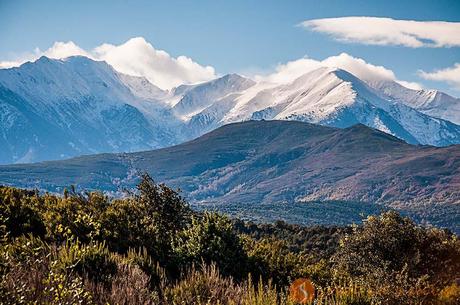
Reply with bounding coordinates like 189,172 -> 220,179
0,174 -> 459,305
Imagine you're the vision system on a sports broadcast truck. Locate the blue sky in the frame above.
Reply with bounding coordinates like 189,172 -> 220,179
1,0 -> 459,95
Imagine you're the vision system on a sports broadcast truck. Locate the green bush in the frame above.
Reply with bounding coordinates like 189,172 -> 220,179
244,237 -> 305,287
41,191 -> 105,243
0,187 -> 46,238
174,212 -> 248,278
56,240 -> 117,284
100,173 -> 190,267
99,197 -> 147,252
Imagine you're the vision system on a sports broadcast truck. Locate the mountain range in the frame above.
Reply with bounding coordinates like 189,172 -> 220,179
1,120 -> 459,232
1,55 -> 460,164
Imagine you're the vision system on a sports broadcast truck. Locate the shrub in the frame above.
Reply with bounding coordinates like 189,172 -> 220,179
332,211 -> 460,304
99,197 -> 147,252
1,182 -> 458,305
125,248 -> 168,293
244,237 -> 305,287
0,187 -> 46,238
174,212 -> 248,278
56,240 -> 117,285
100,173 -> 190,267
438,282 -> 460,305
314,282 -> 375,305
0,235 -> 94,305
136,173 -> 191,264
41,191 -> 105,243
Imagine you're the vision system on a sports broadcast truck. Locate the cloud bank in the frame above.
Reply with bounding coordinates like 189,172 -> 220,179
419,63 -> 460,90
0,38 -> 216,90
258,52 -> 423,90
300,17 -> 460,48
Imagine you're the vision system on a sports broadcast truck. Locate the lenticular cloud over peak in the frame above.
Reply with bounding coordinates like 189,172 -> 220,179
0,37 -> 216,90
300,17 -> 460,48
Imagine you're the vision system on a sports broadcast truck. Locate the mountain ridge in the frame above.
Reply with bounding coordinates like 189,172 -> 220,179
2,120 -> 459,231
1,55 -> 460,164
368,79 -> 460,125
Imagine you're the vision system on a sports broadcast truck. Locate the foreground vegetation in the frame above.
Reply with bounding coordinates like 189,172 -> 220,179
0,174 -> 459,304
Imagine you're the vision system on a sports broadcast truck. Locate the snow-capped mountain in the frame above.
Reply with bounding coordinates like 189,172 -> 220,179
183,67 -> 460,146
0,55 -> 459,164
0,56 -> 180,164
367,79 -> 460,125
172,74 -> 255,117
170,74 -> 256,138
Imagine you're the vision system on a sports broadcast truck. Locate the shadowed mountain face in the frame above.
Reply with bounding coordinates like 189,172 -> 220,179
1,120 -> 459,231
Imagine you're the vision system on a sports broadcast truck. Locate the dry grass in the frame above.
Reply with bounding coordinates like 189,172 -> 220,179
86,261 -> 158,305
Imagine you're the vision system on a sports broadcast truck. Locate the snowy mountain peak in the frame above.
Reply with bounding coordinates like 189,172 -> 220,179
217,66 -> 460,146
117,73 -> 167,101
35,55 -> 54,64
171,73 -> 256,118
0,55 -> 133,107
218,73 -> 254,84
288,67 -> 368,94
291,66 -> 338,81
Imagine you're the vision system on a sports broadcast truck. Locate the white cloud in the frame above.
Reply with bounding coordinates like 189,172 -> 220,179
322,53 -> 395,81
43,41 -> 89,59
0,42 -> 90,69
419,63 -> 460,89
397,80 -> 424,91
300,17 -> 460,48
0,37 -> 216,89
257,52 -> 423,90
257,57 -> 323,84
92,38 -> 216,89
0,60 -> 22,69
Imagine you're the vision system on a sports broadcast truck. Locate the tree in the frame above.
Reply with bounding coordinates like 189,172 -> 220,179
136,173 -> 190,263
101,173 -> 190,267
136,173 -> 190,238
